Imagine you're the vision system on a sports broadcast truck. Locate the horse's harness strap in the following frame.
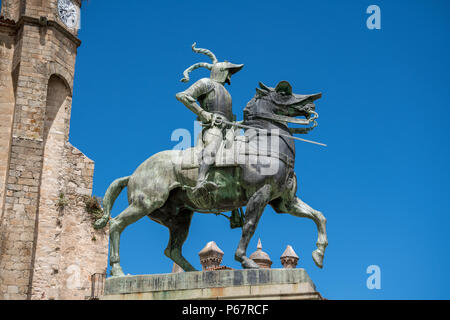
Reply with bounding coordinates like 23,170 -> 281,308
246,112 -> 311,126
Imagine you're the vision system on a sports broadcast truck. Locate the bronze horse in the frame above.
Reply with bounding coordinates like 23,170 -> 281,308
94,81 -> 328,277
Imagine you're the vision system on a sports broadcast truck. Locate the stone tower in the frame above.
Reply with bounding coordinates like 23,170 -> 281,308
280,245 -> 299,268
0,0 -> 108,300
198,241 -> 224,270
249,239 -> 272,268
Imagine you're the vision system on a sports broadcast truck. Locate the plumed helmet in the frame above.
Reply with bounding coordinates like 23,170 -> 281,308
181,43 -> 244,84
210,61 -> 244,84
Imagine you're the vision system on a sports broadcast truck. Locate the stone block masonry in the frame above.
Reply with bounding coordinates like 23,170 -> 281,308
0,1 -> 108,300
103,269 -> 323,300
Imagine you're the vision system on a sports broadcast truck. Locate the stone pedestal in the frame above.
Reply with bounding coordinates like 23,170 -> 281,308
102,268 -> 323,300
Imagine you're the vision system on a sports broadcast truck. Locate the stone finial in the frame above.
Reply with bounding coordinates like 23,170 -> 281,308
280,245 -> 299,268
249,238 -> 272,268
198,241 -> 224,270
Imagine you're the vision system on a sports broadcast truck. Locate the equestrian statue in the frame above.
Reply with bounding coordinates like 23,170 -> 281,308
94,43 -> 328,277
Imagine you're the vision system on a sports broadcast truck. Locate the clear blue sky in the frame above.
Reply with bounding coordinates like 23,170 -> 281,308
49,0 -> 450,299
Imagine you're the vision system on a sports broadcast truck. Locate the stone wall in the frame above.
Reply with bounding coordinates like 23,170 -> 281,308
0,0 -> 23,21
1,1 -> 82,24
55,144 -> 108,300
0,1 -> 108,300
0,23 -> 16,252
30,140 -> 108,300
29,75 -> 108,300
29,75 -> 70,299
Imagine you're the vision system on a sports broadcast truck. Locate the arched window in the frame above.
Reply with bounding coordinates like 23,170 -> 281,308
43,74 -> 71,142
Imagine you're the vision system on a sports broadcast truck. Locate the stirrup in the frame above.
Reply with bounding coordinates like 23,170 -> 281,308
191,180 -> 218,196
184,179 -> 218,208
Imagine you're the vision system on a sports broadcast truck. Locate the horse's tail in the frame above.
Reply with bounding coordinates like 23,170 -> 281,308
93,176 -> 130,229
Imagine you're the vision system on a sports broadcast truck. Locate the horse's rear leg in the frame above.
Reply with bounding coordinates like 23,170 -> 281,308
109,205 -> 146,276
271,196 -> 328,268
109,197 -> 166,276
164,210 -> 197,272
235,184 -> 272,269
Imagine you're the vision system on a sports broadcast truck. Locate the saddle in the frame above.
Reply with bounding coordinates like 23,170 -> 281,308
177,127 -> 295,170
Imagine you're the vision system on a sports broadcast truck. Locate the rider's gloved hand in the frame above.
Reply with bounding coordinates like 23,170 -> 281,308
200,110 -> 213,123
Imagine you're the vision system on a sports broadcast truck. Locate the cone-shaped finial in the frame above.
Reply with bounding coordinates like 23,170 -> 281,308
280,245 -> 299,268
257,238 -> 262,250
249,239 -> 272,268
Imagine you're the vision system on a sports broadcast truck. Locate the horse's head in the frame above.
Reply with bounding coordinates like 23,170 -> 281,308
245,81 -> 322,120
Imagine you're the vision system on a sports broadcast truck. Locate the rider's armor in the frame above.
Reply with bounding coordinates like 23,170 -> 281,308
182,78 -> 233,122
176,43 -> 243,220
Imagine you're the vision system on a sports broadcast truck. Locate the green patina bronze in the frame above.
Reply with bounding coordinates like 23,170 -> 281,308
94,44 -> 328,277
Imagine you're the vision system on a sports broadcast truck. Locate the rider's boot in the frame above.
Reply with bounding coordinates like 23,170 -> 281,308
191,162 -> 218,198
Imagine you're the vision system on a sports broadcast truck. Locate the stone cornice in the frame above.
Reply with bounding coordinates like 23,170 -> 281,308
0,15 -> 17,32
0,16 -> 16,25
16,15 -> 82,47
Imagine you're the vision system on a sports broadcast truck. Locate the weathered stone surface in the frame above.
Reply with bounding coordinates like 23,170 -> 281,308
103,269 -> 322,300
0,1 -> 108,300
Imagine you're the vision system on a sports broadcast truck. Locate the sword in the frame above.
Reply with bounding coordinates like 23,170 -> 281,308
213,117 -> 327,147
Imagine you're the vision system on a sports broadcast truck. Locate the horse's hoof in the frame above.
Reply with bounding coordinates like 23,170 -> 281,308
110,264 -> 125,277
241,257 -> 260,269
312,249 -> 324,269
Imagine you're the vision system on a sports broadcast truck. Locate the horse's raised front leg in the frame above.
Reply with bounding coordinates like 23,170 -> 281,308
235,184 -> 272,269
271,196 -> 328,268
